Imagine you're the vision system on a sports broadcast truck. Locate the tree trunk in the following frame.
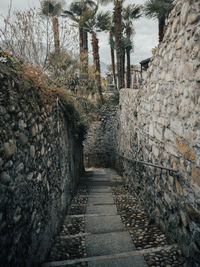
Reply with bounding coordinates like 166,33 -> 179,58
52,17 -> 60,52
158,17 -> 165,43
92,32 -> 104,104
114,0 -> 123,90
79,27 -> 84,60
126,48 -> 131,88
110,31 -> 117,89
83,30 -> 89,73
122,48 -> 125,88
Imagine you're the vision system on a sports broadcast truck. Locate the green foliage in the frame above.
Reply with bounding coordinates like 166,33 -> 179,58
41,0 -> 62,17
143,0 -> 173,20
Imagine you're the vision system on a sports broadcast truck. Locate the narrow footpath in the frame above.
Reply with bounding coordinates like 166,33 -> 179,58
42,168 -> 186,267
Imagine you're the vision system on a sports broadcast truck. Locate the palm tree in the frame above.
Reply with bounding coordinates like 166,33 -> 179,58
84,10 -> 111,104
109,26 -> 117,89
99,0 -> 125,89
143,0 -> 173,42
123,4 -> 142,88
63,0 -> 96,72
41,0 -> 62,52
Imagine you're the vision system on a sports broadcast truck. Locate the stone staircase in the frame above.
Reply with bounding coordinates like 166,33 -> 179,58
42,169 -> 186,267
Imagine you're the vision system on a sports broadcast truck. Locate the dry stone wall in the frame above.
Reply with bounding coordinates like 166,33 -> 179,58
84,93 -> 119,168
0,66 -> 84,266
117,0 -> 200,264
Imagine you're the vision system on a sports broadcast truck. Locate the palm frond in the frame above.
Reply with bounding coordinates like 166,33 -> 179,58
41,0 -> 62,17
123,4 -> 143,21
96,11 -> 111,31
143,0 -> 173,20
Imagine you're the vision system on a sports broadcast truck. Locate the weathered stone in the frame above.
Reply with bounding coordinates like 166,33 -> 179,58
186,13 -> 199,26
0,106 -> 6,115
0,172 -> 11,185
13,207 -> 22,223
18,133 -> 28,145
170,119 -> 183,137
31,126 -> 36,137
164,128 -> 174,142
18,120 -> 27,130
41,145 -> 45,156
27,172 -> 34,181
181,2 -> 190,25
180,211 -> 188,227
16,163 -> 24,173
176,137 -> 195,161
30,145 -> 35,158
194,231 -> 200,250
38,124 -> 43,132
37,173 -> 42,182
175,179 -> 183,196
176,40 -> 182,50
184,63 -> 193,79
195,69 -> 200,82
186,205 -> 200,225
0,158 -> 4,167
152,145 -> 159,158
172,17 -> 179,33
165,143 -> 178,157
192,166 -> 200,187
4,140 -> 15,159
154,126 -> 163,142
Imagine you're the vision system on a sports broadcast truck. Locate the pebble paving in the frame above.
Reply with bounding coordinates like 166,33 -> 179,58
42,168 -> 187,267
112,184 -> 186,267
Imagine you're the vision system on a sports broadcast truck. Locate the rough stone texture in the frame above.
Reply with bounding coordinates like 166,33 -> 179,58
84,93 -> 119,168
116,0 -> 200,264
84,0 -> 200,264
0,67 -> 84,266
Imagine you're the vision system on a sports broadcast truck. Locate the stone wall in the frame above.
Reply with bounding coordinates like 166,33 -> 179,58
0,66 -> 84,266
84,93 -> 119,168
117,0 -> 200,264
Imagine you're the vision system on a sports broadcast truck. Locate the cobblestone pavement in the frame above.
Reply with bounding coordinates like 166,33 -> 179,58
42,168 -> 187,267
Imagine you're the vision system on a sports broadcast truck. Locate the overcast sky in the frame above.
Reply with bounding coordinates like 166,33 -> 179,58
0,0 -> 158,66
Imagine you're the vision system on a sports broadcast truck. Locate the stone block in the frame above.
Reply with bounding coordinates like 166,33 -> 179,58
30,145 -> 35,158
0,172 -> 11,185
170,119 -> 183,137
165,143 -> 178,157
180,211 -> 188,227
154,126 -> 163,142
192,166 -> 200,187
149,123 -> 154,137
18,133 -> 28,145
176,137 -> 195,161
175,178 -> 183,196
176,40 -> 182,50
186,13 -> 199,26
186,205 -> 200,225
181,2 -> 189,25
164,128 -> 174,142
4,140 -> 15,159
152,145 -> 159,158
195,69 -> 200,82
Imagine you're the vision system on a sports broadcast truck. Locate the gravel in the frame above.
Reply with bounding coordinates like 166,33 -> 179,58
46,185 -> 89,266
112,185 -> 187,266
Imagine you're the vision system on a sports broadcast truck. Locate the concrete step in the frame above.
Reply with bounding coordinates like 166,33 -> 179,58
85,215 -> 124,234
86,204 -> 118,215
86,231 -> 135,257
42,245 -> 177,266
87,196 -> 114,205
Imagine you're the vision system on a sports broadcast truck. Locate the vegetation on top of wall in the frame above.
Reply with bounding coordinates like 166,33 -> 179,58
0,54 -> 89,141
